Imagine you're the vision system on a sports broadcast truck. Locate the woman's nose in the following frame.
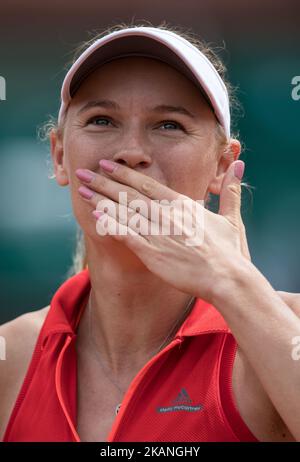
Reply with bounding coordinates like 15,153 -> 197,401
112,147 -> 152,170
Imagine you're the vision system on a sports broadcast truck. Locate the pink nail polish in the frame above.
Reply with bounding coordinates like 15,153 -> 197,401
78,185 -> 94,199
75,169 -> 94,182
99,159 -> 118,173
234,161 -> 245,180
92,210 -> 105,219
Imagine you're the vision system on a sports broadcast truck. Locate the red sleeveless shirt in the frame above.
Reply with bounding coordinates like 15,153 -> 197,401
3,269 -> 258,442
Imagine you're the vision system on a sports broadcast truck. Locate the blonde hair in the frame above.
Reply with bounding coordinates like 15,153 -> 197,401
38,19 -> 244,277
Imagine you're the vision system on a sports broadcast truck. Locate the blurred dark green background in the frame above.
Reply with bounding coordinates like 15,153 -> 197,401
0,0 -> 299,324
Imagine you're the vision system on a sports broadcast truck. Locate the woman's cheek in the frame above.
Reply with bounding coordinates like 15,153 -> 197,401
160,152 -> 209,199
65,136 -> 104,172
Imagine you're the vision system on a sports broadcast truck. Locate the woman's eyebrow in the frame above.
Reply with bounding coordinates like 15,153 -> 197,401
77,99 -> 120,115
77,99 -> 195,118
150,105 -> 196,119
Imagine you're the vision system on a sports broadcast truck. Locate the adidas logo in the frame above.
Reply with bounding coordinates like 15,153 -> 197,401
156,388 -> 203,413
172,388 -> 193,405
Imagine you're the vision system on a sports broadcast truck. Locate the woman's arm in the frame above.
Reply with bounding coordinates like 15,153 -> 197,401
212,260 -> 300,440
0,307 -> 49,440
277,291 -> 300,317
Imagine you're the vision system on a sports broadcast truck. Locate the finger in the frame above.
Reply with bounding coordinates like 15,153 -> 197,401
77,184 -> 121,214
78,181 -> 160,236
98,159 -> 184,202
218,160 -> 250,259
218,160 -> 245,229
93,202 -> 156,237
76,172 -> 191,230
76,168 -> 162,221
92,210 -> 154,256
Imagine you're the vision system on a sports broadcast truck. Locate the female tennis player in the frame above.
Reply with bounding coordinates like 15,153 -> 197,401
1,24 -> 300,442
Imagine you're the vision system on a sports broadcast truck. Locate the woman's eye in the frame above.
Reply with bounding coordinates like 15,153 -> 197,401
85,117 -> 183,131
159,121 -> 183,130
86,116 -> 112,126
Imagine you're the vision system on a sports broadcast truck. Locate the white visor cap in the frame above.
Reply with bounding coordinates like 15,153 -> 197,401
58,26 -> 231,140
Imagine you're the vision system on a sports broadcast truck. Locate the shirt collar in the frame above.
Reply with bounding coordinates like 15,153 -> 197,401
40,268 -> 230,347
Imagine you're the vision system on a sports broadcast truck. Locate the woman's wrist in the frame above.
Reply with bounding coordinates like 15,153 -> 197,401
207,256 -> 264,311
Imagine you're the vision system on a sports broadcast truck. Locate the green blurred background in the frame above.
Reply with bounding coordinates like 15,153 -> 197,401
0,0 -> 299,324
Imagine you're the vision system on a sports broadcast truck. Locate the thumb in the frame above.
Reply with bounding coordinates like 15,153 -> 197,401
218,160 -> 245,228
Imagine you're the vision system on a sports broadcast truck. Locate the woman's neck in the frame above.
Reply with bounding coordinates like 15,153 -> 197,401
77,238 -> 194,376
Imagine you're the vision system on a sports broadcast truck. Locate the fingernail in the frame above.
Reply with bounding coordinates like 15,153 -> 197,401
99,159 -> 118,173
78,185 -> 94,199
92,210 -> 105,220
234,161 -> 245,180
75,169 -> 94,183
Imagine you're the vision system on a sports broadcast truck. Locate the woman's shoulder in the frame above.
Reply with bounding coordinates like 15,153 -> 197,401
0,306 -> 50,439
0,306 -> 50,353
0,306 -> 50,377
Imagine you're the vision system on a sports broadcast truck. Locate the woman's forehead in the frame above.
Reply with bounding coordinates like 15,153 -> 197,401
70,56 -> 209,112
82,55 -> 191,79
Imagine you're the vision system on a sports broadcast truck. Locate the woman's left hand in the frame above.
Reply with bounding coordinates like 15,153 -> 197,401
77,158 -> 250,303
